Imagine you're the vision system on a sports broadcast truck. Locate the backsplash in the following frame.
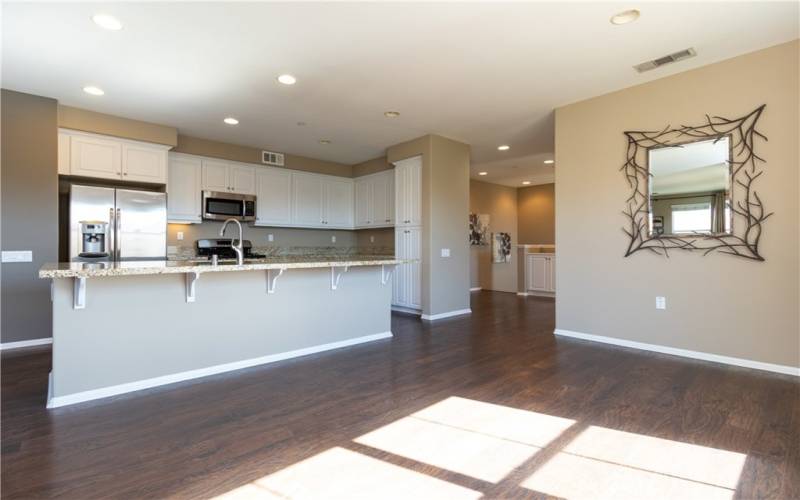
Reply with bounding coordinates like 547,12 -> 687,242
168,245 -> 394,260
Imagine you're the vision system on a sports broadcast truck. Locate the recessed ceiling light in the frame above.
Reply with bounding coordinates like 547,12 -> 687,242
277,74 -> 297,85
478,172 -> 488,176
82,86 -> 104,96
384,111 -> 400,118
92,14 -> 123,31
319,139 -> 331,144
610,9 -> 640,25
223,117 -> 239,125
497,145 -> 510,151
543,160 -> 554,164
522,181 -> 531,185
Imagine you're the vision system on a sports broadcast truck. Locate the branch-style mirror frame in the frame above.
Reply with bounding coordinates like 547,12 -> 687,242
621,105 -> 771,261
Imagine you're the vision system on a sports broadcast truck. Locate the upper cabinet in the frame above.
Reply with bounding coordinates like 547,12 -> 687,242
324,177 -> 354,229
60,129 -> 170,184
167,154 -> 202,223
201,160 -> 256,195
354,169 -> 394,229
255,168 -> 292,226
395,156 -> 422,227
292,172 -> 325,226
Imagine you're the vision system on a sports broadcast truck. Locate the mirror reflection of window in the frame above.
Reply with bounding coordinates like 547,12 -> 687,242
648,136 -> 731,236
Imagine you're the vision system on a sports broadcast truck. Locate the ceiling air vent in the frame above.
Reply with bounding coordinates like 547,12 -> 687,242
634,48 -> 697,73
262,150 -> 285,167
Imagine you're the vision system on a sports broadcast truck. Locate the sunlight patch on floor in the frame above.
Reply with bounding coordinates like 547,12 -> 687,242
522,425 -> 747,500
212,447 -> 482,500
412,396 -> 576,448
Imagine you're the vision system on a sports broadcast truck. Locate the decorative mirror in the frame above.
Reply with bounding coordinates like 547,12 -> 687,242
622,105 -> 770,261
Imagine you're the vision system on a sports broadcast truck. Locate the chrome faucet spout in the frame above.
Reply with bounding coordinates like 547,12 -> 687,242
220,218 -> 244,265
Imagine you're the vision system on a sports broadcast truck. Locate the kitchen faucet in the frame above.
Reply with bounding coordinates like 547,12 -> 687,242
220,218 -> 244,265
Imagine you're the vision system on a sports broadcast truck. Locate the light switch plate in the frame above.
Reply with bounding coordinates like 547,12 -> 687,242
2,250 -> 32,263
331,235 -> 337,243
176,231 -> 184,241
655,296 -> 666,310
370,236 -> 375,243
268,234 -> 274,242
441,248 -> 451,257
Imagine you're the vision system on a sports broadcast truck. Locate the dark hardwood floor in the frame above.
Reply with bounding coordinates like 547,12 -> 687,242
2,291 -> 798,499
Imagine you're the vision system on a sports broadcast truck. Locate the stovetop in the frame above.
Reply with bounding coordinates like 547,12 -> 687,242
195,239 -> 265,259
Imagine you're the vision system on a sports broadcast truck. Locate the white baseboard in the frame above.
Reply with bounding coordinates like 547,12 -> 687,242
469,287 -> 482,292
47,331 -> 393,409
421,308 -> 472,321
0,337 -> 52,351
391,305 -> 422,315
554,329 -> 800,377
518,291 -> 554,297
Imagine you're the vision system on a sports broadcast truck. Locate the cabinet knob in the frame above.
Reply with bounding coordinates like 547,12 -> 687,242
123,172 -> 128,176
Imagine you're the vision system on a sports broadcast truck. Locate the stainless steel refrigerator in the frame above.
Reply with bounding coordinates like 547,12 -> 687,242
69,184 -> 167,262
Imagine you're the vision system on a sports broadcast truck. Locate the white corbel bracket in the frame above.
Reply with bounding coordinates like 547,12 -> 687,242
330,266 -> 349,290
267,268 -> 285,294
186,271 -> 200,303
381,264 -> 395,285
73,277 -> 87,309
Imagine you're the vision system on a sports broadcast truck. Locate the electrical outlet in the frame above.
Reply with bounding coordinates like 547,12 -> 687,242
370,236 -> 375,243
331,235 -> 336,243
655,296 -> 666,310
441,248 -> 451,257
267,234 -> 274,242
176,231 -> 184,241
1,250 -> 32,263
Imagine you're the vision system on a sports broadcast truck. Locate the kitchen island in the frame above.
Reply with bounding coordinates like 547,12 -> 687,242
40,256 -> 402,408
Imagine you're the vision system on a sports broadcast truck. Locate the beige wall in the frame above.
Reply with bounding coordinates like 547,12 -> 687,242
1,90 -> 59,343
174,135 -> 353,177
518,183 -> 555,244
167,223 -> 358,249
352,156 -> 393,177
58,105 -> 177,146
555,40 -> 799,368
470,180 -> 518,293
388,134 -> 471,316
356,227 -> 395,251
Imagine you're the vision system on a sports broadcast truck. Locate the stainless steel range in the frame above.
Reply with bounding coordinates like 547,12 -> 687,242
195,239 -> 266,260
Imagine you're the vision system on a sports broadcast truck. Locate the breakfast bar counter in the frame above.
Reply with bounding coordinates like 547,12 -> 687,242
40,256 -> 402,408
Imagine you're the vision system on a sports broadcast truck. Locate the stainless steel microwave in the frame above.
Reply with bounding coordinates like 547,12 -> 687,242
202,191 -> 256,221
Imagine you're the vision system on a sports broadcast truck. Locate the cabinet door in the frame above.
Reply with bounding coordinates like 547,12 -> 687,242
324,178 -> 354,228
372,171 -> 393,226
395,165 -> 407,226
231,165 -> 256,195
528,255 -> 549,291
122,144 -> 167,184
58,132 -> 71,175
385,170 -> 395,225
393,228 -> 408,306
547,256 -> 556,292
202,160 -> 230,192
355,177 -> 372,227
167,155 -> 202,223
407,227 -> 422,308
255,168 -> 292,225
292,172 -> 324,226
408,158 -> 422,226
70,135 -> 122,180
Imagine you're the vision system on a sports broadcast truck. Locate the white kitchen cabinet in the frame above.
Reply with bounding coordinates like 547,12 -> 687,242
122,143 -> 167,183
58,132 -> 71,175
70,134 -> 122,181
231,164 -> 256,195
167,154 -> 202,223
395,156 -> 422,227
354,170 -> 394,228
254,168 -> 292,226
393,226 -> 422,310
202,159 -> 232,192
292,172 -> 325,226
324,177 -> 354,228
526,253 -> 555,293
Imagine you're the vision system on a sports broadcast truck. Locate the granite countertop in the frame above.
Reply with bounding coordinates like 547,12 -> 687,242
39,255 -> 403,279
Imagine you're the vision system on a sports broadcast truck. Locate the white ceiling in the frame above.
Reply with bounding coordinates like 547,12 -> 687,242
3,2 -> 798,184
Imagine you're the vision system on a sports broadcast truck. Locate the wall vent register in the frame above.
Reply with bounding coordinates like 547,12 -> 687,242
262,150 -> 285,167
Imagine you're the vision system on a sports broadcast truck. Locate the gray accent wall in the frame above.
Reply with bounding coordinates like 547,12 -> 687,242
1,90 -> 58,343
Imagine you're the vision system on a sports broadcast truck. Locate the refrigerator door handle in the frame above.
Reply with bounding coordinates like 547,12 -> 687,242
116,208 -> 121,261
109,207 -> 116,260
